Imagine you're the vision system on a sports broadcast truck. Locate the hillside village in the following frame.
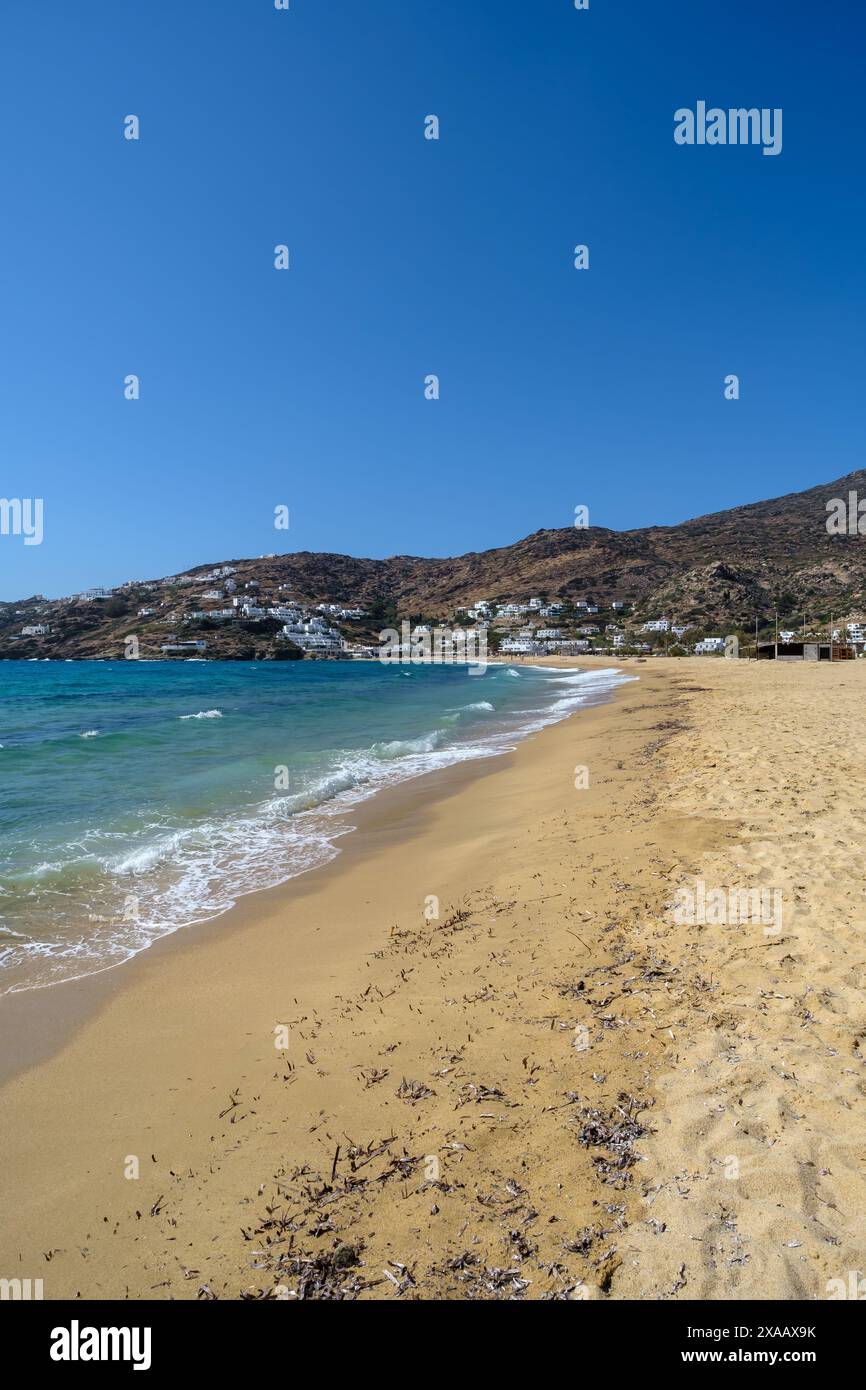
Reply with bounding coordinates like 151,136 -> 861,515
5,474 -> 866,661
5,473 -> 866,662
3,559 -> 865,662
0,562 -> 733,661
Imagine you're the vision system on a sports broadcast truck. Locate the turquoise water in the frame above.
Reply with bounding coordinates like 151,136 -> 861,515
0,660 -> 628,994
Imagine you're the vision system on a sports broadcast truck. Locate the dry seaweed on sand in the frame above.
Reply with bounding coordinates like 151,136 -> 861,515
574,1092 -> 652,1186
396,1076 -> 435,1103
359,1066 -> 390,1088
429,1251 -> 531,1300
374,1150 -> 424,1185
249,1242 -> 368,1300
457,1080 -> 515,1107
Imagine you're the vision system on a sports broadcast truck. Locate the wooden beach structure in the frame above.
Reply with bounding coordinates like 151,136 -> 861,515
757,639 -> 855,661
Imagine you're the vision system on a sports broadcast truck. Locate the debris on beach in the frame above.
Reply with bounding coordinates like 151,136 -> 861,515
396,1076 -> 435,1103
574,1092 -> 652,1186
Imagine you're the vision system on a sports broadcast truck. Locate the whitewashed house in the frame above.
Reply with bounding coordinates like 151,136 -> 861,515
642,618 -> 671,633
499,636 -> 542,654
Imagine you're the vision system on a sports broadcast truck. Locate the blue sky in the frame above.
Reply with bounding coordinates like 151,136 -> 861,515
1,0 -> 864,598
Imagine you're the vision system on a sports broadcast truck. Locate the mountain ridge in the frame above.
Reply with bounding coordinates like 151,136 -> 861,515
3,470 -> 865,658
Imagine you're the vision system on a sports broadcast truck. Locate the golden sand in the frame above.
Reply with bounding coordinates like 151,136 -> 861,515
0,657 -> 863,1300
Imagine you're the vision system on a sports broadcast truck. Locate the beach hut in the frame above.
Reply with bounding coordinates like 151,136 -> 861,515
757,640 -> 854,661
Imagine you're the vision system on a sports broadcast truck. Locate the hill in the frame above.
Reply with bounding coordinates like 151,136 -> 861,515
3,470 -> 864,659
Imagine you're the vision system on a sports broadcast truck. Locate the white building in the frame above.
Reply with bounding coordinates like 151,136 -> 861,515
280,618 -> 344,653
77,587 -> 111,601
200,566 -> 236,580
21,624 -> 50,636
694,637 -> 726,655
317,603 -> 366,620
536,628 -> 562,640
499,637 -> 542,654
642,619 -> 671,633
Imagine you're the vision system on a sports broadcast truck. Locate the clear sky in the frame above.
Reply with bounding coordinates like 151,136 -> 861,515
2,0 -> 864,599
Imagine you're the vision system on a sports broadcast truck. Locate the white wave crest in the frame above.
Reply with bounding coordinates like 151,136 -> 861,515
370,730 -> 445,759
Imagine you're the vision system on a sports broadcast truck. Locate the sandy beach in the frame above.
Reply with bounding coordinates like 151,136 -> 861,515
1,656 -> 864,1301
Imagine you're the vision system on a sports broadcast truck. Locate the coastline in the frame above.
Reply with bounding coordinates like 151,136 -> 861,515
1,656 -> 864,1300
0,656 -> 628,1001
0,657 -> 626,1080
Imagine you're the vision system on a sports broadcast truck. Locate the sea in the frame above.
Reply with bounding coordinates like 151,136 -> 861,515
0,659 -> 630,994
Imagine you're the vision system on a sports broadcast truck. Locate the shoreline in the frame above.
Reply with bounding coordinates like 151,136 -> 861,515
0,657 -> 627,1084
2,656 -> 864,1300
1,655 -> 667,1300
